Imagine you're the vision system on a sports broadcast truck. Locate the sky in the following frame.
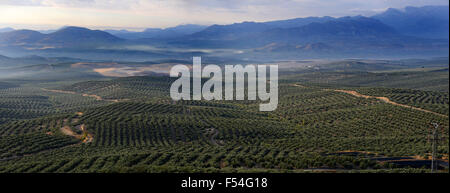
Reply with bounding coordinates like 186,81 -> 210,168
0,0 -> 449,31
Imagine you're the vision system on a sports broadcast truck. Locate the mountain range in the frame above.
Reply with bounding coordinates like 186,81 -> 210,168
0,28 -> 14,33
0,26 -> 122,48
0,5 -> 448,59
373,6 -> 449,39
105,24 -> 207,39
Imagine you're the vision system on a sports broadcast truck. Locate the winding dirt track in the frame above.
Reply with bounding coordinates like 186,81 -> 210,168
60,126 -> 77,137
333,89 -> 448,118
210,129 -> 220,146
206,128 -> 221,146
42,88 -> 122,102
59,124 -> 93,143
291,84 -> 448,118
0,113 -> 92,161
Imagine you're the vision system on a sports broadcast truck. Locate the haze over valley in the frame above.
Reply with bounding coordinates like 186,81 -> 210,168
1,5 -> 448,62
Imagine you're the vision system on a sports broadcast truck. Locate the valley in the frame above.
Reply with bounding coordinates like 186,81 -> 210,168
0,4 -> 448,174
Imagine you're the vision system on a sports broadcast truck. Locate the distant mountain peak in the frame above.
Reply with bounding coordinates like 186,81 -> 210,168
143,28 -> 162,33
384,7 -> 403,14
53,26 -> 114,35
0,54 -> 10,59
373,5 -> 449,39
0,27 -> 15,33
0,26 -> 122,47
6,29 -> 42,34
0,29 -> 44,44
295,16 -> 398,37
58,26 -> 89,31
46,26 -> 122,43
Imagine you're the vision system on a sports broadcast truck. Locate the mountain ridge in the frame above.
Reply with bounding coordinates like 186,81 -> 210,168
0,5 -> 448,58
0,26 -> 123,47
372,5 -> 449,39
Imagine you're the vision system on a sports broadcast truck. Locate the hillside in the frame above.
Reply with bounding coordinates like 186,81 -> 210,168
0,57 -> 449,173
168,16 -> 448,58
0,73 -> 448,172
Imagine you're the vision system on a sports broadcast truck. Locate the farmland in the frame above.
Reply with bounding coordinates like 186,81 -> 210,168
0,58 -> 448,173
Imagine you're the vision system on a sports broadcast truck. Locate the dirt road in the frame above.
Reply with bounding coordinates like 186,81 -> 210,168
290,84 -> 447,118
42,88 -> 123,102
334,89 -> 448,118
206,128 -> 221,146
60,126 -> 77,137
59,111 -> 94,144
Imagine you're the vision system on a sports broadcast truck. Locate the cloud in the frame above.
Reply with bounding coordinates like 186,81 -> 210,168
0,0 -> 136,9
0,0 -> 448,29
0,0 -> 44,6
2,0 -> 448,13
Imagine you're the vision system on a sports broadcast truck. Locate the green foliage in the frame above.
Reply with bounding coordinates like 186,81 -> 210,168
0,70 -> 448,173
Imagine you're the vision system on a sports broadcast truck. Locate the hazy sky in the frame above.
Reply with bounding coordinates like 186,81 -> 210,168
0,0 -> 448,30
